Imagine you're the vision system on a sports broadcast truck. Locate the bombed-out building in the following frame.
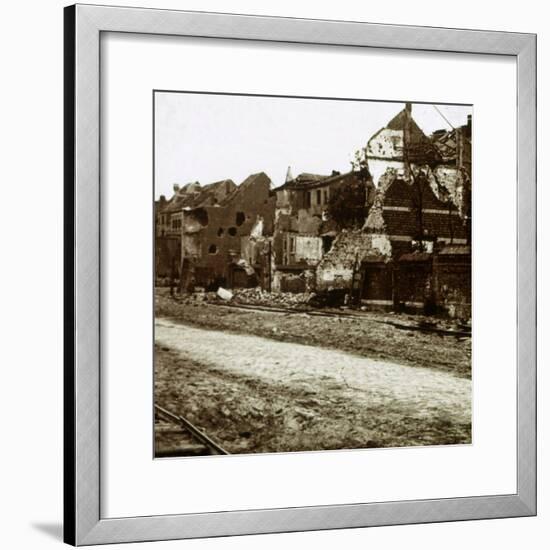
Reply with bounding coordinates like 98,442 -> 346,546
155,103 -> 472,318
352,103 -> 472,317
343,167 -> 471,317
268,103 -> 471,317
155,179 -> 237,280
366,102 -> 471,221
156,172 -> 276,291
271,170 -> 375,293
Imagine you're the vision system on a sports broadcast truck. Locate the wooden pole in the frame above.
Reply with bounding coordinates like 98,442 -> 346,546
267,240 -> 272,293
404,102 -> 411,181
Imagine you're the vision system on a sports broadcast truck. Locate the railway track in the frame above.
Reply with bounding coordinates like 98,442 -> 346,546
210,301 -> 471,337
210,301 -> 366,319
154,404 -> 229,458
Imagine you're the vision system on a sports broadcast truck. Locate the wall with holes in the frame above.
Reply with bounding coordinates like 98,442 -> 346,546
179,173 -> 276,289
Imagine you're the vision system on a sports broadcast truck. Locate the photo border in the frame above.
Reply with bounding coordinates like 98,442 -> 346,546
152,88 -> 474,460
64,3 -> 536,545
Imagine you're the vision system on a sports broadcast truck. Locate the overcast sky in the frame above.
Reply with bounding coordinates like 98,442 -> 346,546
154,92 -> 472,199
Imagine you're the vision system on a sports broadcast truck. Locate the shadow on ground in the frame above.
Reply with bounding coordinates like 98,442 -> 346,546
31,522 -> 63,541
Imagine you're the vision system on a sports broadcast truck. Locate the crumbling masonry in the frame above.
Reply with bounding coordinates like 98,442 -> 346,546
155,103 -> 471,318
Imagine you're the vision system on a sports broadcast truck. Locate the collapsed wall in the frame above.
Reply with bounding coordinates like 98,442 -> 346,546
316,230 -> 392,291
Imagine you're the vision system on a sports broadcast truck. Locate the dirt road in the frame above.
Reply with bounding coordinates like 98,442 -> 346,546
155,318 -> 471,454
155,291 -> 471,377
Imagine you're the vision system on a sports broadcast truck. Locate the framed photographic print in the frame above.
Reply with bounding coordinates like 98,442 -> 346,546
64,3 -> 536,546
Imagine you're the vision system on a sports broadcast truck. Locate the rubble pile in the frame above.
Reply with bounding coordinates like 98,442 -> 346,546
232,287 -> 315,309
158,286 -> 315,310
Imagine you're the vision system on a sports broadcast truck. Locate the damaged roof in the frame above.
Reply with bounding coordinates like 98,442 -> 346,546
274,172 -> 330,191
431,128 -> 472,165
274,170 -> 371,192
367,107 -> 440,164
386,108 -> 431,144
190,178 -> 236,208
159,178 -> 236,213
219,172 -> 272,206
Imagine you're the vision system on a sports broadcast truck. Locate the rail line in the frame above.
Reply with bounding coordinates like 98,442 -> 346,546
209,301 -> 471,337
154,404 -> 230,457
210,301 -> 365,319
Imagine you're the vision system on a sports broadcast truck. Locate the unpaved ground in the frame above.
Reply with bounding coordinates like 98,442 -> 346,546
155,318 -> 471,455
155,291 -> 471,378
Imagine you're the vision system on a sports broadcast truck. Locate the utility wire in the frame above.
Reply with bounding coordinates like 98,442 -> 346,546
433,105 -> 456,130
432,105 -> 471,145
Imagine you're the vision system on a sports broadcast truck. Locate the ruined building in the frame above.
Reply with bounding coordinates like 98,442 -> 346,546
353,103 -> 472,317
366,102 -> 471,221
155,179 -> 236,280
271,170 -> 375,293
156,173 -> 276,291
155,103 -> 472,318
310,103 -> 471,317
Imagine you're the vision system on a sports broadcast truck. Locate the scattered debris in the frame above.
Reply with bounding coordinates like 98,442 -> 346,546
232,287 -> 315,309
217,287 -> 233,301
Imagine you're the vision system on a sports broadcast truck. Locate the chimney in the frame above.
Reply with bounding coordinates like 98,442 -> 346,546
467,114 -> 472,132
159,194 -> 166,204
173,183 -> 180,192
405,102 -> 412,115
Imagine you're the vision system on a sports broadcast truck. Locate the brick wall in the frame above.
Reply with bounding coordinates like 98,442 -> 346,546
181,173 -> 276,289
433,250 -> 471,319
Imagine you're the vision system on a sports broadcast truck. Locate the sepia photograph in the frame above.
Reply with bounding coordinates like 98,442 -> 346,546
153,91 -> 472,458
